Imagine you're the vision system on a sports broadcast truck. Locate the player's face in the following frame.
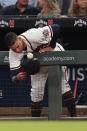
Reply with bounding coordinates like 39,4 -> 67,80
77,0 -> 87,8
9,38 -> 24,53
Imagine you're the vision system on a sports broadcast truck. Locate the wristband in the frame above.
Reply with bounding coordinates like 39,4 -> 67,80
12,75 -> 20,84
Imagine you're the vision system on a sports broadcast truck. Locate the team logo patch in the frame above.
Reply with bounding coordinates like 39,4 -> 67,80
43,29 -> 49,38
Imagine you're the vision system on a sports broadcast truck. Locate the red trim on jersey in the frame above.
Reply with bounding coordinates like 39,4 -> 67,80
10,65 -> 20,70
20,35 -> 34,51
48,25 -> 53,39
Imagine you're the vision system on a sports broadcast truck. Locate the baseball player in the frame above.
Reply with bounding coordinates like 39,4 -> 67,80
4,24 -> 76,117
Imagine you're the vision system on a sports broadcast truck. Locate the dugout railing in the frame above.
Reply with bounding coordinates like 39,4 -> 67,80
0,51 -> 87,120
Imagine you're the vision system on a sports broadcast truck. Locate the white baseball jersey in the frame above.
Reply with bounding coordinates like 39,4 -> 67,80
9,25 -> 53,70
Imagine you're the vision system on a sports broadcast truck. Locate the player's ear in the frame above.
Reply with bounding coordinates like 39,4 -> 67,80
18,37 -> 22,41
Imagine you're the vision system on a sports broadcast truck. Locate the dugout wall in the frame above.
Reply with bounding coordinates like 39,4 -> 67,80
0,16 -> 87,119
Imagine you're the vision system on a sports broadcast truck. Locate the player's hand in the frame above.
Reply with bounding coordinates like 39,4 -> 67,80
16,72 -> 27,81
39,46 -> 53,53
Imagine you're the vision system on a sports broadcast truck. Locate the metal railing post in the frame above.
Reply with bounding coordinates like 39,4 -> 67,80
48,66 -> 62,120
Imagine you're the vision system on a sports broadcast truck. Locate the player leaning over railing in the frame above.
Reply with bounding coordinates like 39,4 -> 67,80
4,24 -> 77,117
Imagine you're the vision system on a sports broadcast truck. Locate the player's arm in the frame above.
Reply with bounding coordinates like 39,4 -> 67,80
50,24 -> 61,48
9,49 -> 27,85
40,24 -> 61,47
39,46 -> 53,53
11,68 -> 27,85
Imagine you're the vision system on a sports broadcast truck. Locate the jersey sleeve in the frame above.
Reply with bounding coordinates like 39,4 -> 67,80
21,25 -> 53,44
9,49 -> 24,70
